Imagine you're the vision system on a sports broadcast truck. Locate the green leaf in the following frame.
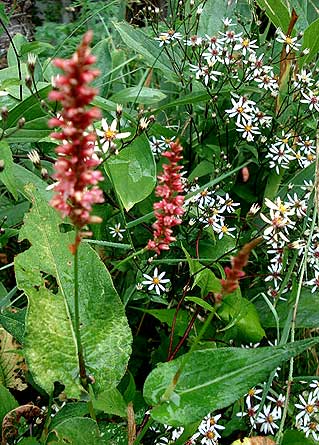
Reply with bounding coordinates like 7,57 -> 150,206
197,0 -> 233,37
300,18 -> 319,67
17,439 -> 41,445
106,134 -> 156,211
0,4 -> 9,26
185,297 -> 215,313
218,293 -> 265,342
49,402 -> 89,430
0,141 -> 18,199
5,116 -> 51,143
6,85 -> 50,127
11,164 -> 52,202
282,429 -> 315,444
255,0 -> 291,31
14,188 -> 132,398
143,338 -> 319,426
47,417 -> 103,445
257,288 -> 319,329
7,33 -> 27,67
132,308 -> 191,337
0,384 -> 18,426
114,22 -> 178,80
0,309 -> 25,344
20,41 -> 54,56
91,39 -> 112,96
183,246 -> 222,296
93,388 -> 127,417
110,86 -> 166,104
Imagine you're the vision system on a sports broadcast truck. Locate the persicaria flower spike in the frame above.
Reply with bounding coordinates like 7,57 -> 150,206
147,139 -> 185,254
218,237 -> 262,298
48,31 -> 104,252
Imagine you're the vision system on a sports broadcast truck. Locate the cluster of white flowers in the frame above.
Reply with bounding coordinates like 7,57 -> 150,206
265,132 -> 316,174
295,381 -> 319,441
260,191 -> 310,298
185,187 -> 239,239
153,413 -> 225,445
237,385 -> 285,435
225,93 -> 271,142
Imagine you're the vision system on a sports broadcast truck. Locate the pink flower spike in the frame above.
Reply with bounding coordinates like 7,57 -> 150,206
48,31 -> 104,253
147,140 -> 185,255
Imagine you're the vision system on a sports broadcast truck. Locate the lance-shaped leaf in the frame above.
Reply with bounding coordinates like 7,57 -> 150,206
143,338 -> 319,426
14,187 -> 132,398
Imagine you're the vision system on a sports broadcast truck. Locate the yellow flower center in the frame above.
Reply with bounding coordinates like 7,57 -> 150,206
306,404 -> 314,414
248,388 -> 255,396
285,36 -> 293,45
160,35 -> 168,41
237,106 -> 244,113
105,129 -> 117,140
282,138 -> 289,144
206,431 -> 215,439
165,138 -> 172,144
242,38 -> 250,47
279,204 -> 287,213
209,418 -> 216,426
307,153 -> 314,161
153,277 -> 160,285
221,225 -> 228,233
245,125 -> 252,132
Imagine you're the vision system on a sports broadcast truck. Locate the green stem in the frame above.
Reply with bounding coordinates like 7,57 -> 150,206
73,233 -> 87,387
133,416 -> 154,445
114,247 -> 147,270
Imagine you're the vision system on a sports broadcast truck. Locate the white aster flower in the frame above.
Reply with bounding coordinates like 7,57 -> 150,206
213,222 -> 236,239
300,89 -> 319,112
218,193 -> 240,213
305,269 -> 319,293
300,421 -> 319,442
225,96 -> 255,124
233,37 -> 258,56
109,223 -> 126,240
276,29 -> 301,53
257,404 -> 280,435
96,119 -> 131,153
236,119 -> 260,142
142,267 -> 170,295
295,392 -> 318,424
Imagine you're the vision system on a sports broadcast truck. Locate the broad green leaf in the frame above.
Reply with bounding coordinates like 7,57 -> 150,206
0,141 -> 18,199
114,22 -> 178,80
6,85 -> 50,127
7,33 -> 27,67
0,384 -> 18,426
20,41 -> 54,56
198,0 -> 232,37
47,417 -> 103,445
49,402 -> 89,430
14,188 -> 132,398
218,293 -> 265,342
110,86 -> 166,104
98,423 -> 128,445
282,429 -> 315,444
106,134 -> 156,211
5,116 -> 51,143
257,288 -> 319,329
300,18 -> 319,67
92,96 -> 136,123
93,387 -> 127,417
11,164 -> 52,202
255,0 -> 291,32
143,338 -> 319,426
0,3 -> 9,26
91,39 -> 112,97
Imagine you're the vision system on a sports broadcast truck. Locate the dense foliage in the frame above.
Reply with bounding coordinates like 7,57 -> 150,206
1,1 -> 319,444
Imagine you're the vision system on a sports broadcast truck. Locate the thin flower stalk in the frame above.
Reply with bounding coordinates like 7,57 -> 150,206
48,32 -> 103,394
48,30 -> 104,254
147,140 -> 185,254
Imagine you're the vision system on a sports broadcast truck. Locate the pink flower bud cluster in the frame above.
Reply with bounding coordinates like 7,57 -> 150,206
219,237 -> 262,297
147,140 -> 185,254
48,31 -> 104,251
